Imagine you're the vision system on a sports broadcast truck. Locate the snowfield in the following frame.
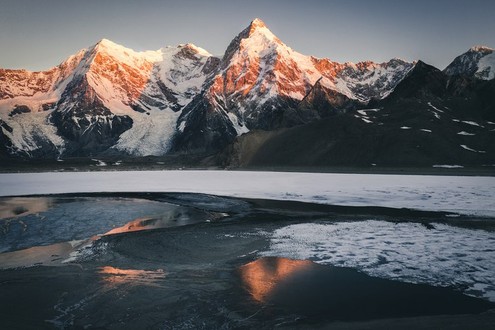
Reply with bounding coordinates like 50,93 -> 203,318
1,171 -> 494,217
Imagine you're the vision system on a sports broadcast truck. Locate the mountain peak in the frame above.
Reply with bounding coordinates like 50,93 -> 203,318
90,38 -> 163,65
243,18 -> 278,40
248,18 -> 267,32
92,38 -> 130,56
177,43 -> 212,57
444,45 -> 495,80
97,38 -> 114,45
222,18 -> 283,63
469,45 -> 494,53
94,38 -> 121,49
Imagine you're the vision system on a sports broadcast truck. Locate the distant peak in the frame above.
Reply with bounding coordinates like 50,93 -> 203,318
249,18 -> 266,30
389,57 -> 408,64
95,38 -> 119,48
414,60 -> 430,67
91,38 -> 128,54
245,18 -> 274,37
177,43 -> 212,57
469,45 -> 493,53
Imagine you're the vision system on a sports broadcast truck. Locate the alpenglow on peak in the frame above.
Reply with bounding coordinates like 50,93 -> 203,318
249,18 -> 267,29
469,45 -> 494,53
245,18 -> 277,38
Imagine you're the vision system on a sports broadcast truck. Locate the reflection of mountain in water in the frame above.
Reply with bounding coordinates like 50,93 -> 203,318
0,194 -> 228,268
98,266 -> 166,287
0,195 -> 226,254
239,257 -> 312,302
239,257 -> 494,320
103,210 -> 226,236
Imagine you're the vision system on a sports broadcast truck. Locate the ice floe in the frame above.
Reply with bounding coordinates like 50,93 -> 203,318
262,221 -> 495,302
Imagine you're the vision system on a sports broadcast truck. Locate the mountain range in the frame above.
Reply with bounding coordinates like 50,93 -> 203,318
1,18 -> 494,167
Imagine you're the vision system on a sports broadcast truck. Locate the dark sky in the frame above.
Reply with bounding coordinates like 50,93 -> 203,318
1,0 -> 494,71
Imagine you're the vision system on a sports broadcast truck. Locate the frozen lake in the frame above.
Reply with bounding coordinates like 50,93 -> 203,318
1,170 -> 495,216
1,171 -> 495,328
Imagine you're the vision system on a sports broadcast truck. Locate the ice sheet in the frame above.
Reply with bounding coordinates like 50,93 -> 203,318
261,221 -> 495,301
1,171 -> 494,217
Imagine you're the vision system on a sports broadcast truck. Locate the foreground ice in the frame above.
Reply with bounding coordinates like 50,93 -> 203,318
1,171 -> 494,216
261,221 -> 495,302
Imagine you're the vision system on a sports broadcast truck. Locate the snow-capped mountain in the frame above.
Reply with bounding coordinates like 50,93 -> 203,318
173,18 -> 414,152
1,18 -> 494,164
0,39 -> 218,157
444,46 -> 495,80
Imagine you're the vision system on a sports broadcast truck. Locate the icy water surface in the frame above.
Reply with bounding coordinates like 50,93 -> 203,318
0,195 -> 224,253
0,193 -> 494,329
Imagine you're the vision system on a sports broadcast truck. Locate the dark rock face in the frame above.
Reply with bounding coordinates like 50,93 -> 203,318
445,76 -> 495,121
379,60 -> 495,121
201,57 -> 221,75
0,119 -> 13,157
382,61 -> 448,101
9,105 -> 31,117
41,102 -> 56,111
50,110 -> 132,156
297,79 -> 358,120
243,96 -> 300,130
50,75 -> 133,156
155,80 -> 180,111
172,93 -> 238,154
220,112 -> 495,168
218,60 -> 495,168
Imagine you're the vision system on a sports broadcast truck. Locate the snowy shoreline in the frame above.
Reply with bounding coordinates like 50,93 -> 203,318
1,170 -> 494,217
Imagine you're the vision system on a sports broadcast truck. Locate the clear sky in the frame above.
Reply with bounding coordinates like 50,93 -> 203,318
1,0 -> 494,71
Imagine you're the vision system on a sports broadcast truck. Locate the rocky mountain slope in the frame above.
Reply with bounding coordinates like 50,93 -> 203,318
219,60 -> 495,168
1,19 -> 494,167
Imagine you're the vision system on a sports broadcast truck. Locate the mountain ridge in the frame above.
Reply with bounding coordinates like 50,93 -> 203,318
444,45 -> 495,80
0,18 -> 494,166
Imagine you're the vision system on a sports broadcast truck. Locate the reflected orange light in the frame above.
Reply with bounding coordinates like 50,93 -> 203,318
0,237 -> 94,269
239,258 -> 312,303
98,266 -> 166,287
103,217 -> 153,235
